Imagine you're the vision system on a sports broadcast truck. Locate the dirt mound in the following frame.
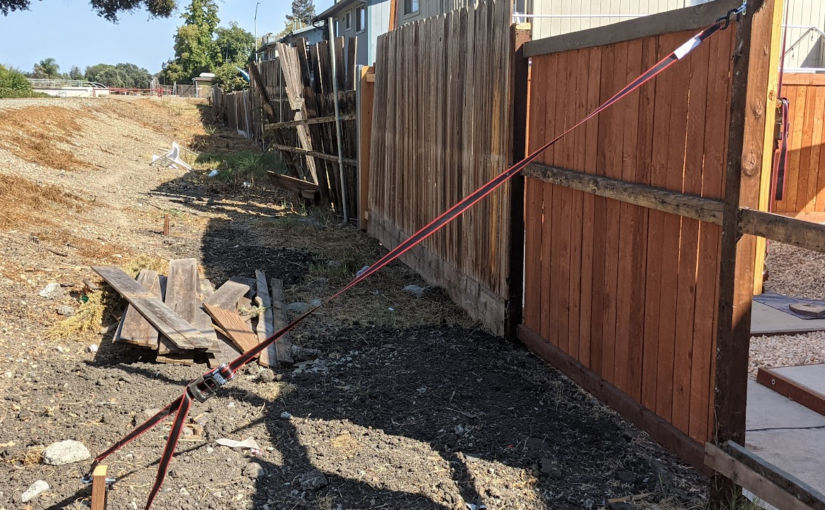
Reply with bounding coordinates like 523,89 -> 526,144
0,106 -> 94,170
0,173 -> 83,229
94,97 -> 208,146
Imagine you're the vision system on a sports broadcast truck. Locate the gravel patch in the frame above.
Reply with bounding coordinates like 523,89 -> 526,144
750,242 -> 825,375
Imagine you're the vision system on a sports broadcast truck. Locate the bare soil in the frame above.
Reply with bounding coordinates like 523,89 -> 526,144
0,97 -> 707,510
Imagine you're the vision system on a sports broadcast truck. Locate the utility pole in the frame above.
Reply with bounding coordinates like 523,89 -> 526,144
254,1 -> 261,62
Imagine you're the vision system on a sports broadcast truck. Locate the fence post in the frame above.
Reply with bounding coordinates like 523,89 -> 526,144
712,0 -> 782,506
505,23 -> 531,341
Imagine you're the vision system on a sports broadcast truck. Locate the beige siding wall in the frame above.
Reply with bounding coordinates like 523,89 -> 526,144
528,0 -> 703,40
783,1 -> 825,69
397,0 -> 825,69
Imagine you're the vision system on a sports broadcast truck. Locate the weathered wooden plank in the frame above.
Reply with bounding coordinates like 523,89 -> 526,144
202,303 -> 260,353
705,442 -> 824,510
117,269 -> 161,349
255,270 -> 277,368
93,266 -> 212,350
205,280 -> 251,310
271,278 -> 293,364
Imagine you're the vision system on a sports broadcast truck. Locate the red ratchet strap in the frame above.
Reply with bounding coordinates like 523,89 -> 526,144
84,6 -> 743,509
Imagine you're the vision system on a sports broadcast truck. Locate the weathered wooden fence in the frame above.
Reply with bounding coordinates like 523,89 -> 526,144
368,0 -> 515,334
770,73 -> 825,219
517,0 -> 780,470
212,36 -> 360,216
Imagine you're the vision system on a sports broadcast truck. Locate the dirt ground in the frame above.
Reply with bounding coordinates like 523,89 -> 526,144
0,97 -> 708,510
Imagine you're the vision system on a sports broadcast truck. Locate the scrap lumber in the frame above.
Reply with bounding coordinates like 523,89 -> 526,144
116,269 -> 162,349
204,280 -> 250,310
255,270 -> 276,367
198,277 -> 215,301
93,266 -> 213,351
203,303 -> 260,353
162,259 -> 219,355
271,278 -> 293,364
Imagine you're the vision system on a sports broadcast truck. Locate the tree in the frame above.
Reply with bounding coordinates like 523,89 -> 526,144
32,57 -> 59,78
85,62 -> 152,88
0,0 -> 175,21
0,64 -> 34,97
286,0 -> 315,25
215,22 -> 254,66
69,66 -> 83,80
213,62 -> 247,93
161,0 -> 220,83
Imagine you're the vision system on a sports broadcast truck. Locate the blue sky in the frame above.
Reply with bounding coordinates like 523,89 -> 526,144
0,0 -> 334,75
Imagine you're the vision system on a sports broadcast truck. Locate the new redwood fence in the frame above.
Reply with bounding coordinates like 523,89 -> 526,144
771,73 -> 825,218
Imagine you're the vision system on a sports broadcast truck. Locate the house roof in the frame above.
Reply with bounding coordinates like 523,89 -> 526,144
313,0 -> 365,23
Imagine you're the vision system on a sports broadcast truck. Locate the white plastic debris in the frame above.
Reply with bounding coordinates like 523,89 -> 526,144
208,169 -> 220,178
215,437 -> 261,450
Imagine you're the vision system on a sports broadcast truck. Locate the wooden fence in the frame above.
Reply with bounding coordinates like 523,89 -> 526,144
368,0 -> 515,334
517,0 -> 780,469
770,73 -> 825,219
212,36 -> 360,216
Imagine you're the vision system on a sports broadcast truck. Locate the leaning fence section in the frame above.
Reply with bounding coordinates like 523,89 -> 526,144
212,37 -> 360,216
520,13 -> 739,451
368,0 -> 514,334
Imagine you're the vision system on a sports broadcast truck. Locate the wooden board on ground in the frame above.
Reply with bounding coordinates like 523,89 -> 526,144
203,303 -> 260,353
271,278 -> 293,364
116,269 -> 162,349
163,259 -> 219,355
93,266 -> 213,351
205,280 -> 251,310
255,270 -> 277,367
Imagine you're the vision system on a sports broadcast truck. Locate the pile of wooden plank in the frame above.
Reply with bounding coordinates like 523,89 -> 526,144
93,259 -> 293,367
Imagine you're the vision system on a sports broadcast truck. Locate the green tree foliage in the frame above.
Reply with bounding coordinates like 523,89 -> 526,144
85,63 -> 152,88
32,57 -> 59,78
215,22 -> 254,66
286,0 -> 315,25
0,64 -> 33,96
161,0 -> 220,83
0,0 -> 175,21
69,66 -> 83,80
213,62 -> 247,93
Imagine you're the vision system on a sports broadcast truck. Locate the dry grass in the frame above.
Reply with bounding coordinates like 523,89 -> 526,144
0,173 -> 84,230
95,98 -> 208,146
0,106 -> 93,170
46,254 -> 168,340
122,253 -> 168,277
4,445 -> 44,467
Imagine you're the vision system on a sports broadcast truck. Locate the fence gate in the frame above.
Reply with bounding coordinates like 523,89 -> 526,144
517,0 -> 779,472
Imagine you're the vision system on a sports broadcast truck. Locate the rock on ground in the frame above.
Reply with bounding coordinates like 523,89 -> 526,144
43,440 -> 91,465
21,480 -> 49,503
